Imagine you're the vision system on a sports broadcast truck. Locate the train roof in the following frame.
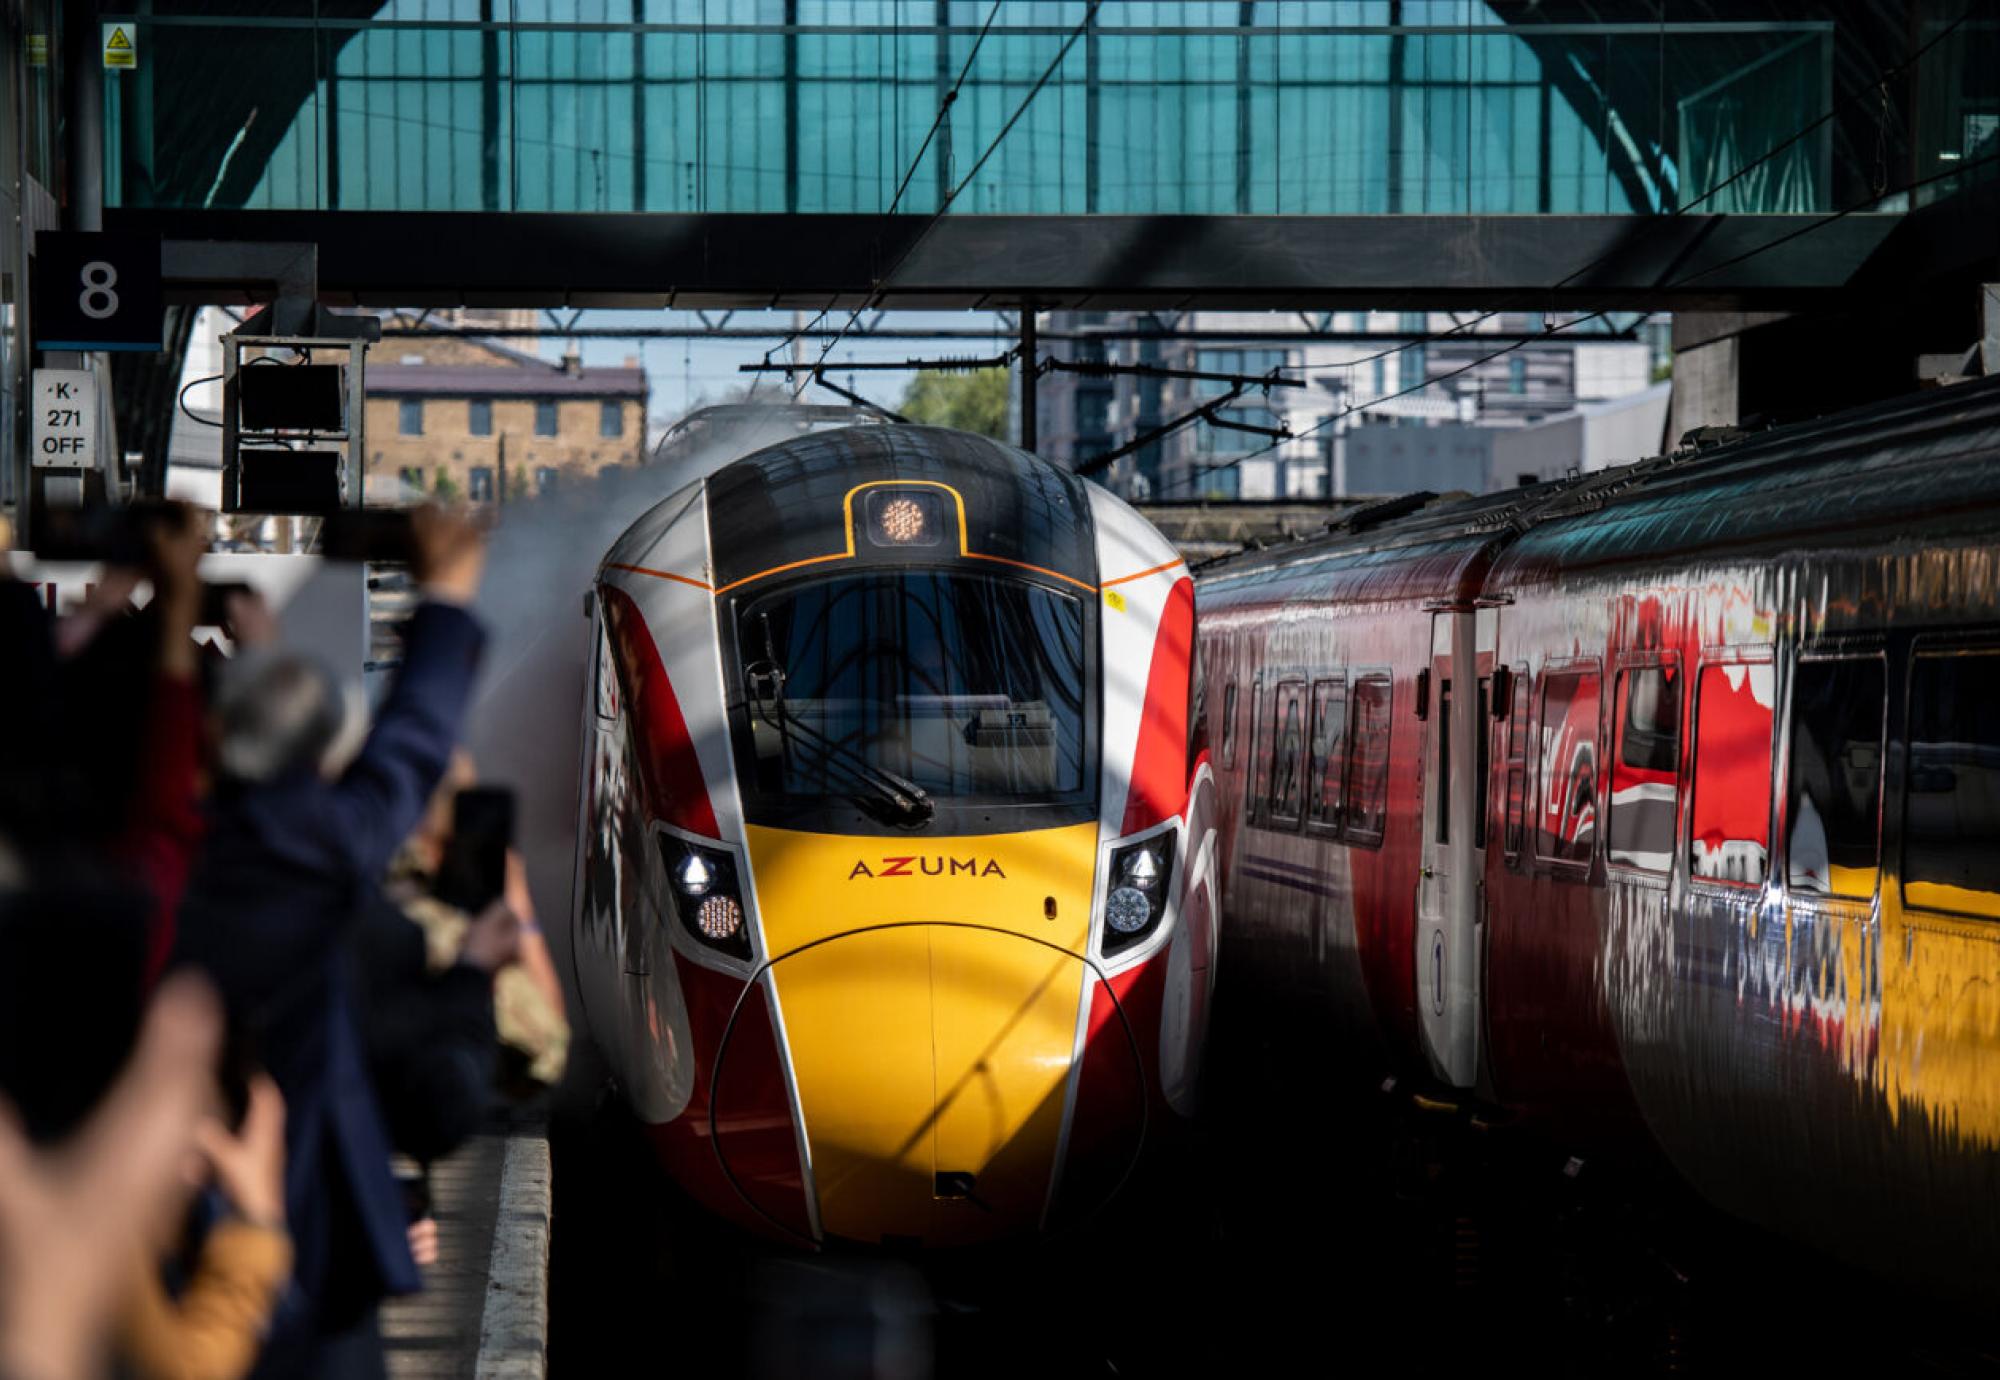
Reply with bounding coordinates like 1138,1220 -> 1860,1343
704,424 -> 1098,595
1197,372 -> 2000,600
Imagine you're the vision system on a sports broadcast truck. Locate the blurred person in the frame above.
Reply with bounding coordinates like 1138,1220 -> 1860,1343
172,507 -> 489,1380
393,780 -> 569,1092
399,759 -> 567,1084
117,1076 -> 292,1380
352,881 -> 520,1166
0,975 -> 224,1380
116,503 -> 216,980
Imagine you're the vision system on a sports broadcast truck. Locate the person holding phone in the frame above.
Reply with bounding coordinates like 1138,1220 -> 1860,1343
172,506 -> 490,1380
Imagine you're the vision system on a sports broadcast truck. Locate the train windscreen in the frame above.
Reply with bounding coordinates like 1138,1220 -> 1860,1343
732,570 -> 1093,830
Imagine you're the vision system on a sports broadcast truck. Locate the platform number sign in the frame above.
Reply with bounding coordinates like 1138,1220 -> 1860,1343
31,231 -> 162,352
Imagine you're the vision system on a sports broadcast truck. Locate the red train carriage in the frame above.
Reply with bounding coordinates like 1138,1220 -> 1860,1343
1197,376 -> 2000,1296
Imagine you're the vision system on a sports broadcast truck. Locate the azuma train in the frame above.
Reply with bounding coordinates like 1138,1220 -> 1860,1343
568,422 -> 1217,1248
1195,375 -> 2000,1295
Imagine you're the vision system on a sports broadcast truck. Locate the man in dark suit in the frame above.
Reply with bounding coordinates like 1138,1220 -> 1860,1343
174,508 -> 491,1380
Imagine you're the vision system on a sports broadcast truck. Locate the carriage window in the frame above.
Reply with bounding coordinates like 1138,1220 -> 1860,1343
1187,646 -> 1206,772
1435,682 -> 1452,845
1535,668 -> 1601,867
1474,678 -> 1490,850
1689,662 -> 1775,885
1248,684 -> 1275,823
1308,679 -> 1347,829
1609,663 -> 1681,872
1786,657 -> 1884,899
1903,650 -> 2000,917
1220,683 -> 1240,768
1503,666 -> 1529,859
1343,673 -> 1392,844
1268,682 -> 1307,827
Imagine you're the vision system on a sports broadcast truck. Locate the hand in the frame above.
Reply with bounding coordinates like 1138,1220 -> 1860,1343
458,898 -> 522,975
196,1075 -> 286,1229
409,505 -> 487,606
146,503 -> 210,678
502,851 -> 537,931
406,1216 -> 439,1269
221,588 -> 279,650
146,502 -> 210,597
0,976 -> 223,1380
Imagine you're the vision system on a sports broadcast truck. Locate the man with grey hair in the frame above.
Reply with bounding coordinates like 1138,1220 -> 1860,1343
172,507 -> 492,1380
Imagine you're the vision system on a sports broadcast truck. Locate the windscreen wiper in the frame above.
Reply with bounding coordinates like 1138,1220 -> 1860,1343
747,661 -> 934,826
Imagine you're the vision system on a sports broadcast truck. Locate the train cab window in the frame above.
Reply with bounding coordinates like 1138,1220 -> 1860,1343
1267,682 -> 1307,828
1220,683 -> 1240,768
1786,656 -> 1884,899
1608,662 -> 1681,873
1343,673 -> 1392,845
1902,649 -> 2000,917
733,570 -> 1092,828
1502,665 -> 1529,860
1307,678 -> 1348,831
1689,662 -> 1776,885
1534,667 -> 1601,868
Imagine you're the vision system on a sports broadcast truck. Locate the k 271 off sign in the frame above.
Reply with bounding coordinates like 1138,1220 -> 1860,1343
31,369 -> 99,468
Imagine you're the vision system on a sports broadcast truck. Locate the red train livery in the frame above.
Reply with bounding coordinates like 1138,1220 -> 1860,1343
1195,376 -> 2000,1296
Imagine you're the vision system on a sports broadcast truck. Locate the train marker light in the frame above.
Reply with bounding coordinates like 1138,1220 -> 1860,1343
697,895 -> 744,941
880,497 -> 927,543
656,835 -> 751,960
864,489 -> 945,548
675,852 -> 715,896
1102,831 -> 1179,955
1106,886 -> 1152,934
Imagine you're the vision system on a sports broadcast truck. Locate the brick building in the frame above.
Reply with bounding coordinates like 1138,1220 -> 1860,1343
364,334 -> 648,503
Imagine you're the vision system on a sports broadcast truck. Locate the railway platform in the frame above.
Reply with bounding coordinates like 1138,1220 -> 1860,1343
382,1118 -> 552,1380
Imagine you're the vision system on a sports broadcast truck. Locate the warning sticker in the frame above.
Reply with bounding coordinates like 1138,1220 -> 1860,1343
26,33 -> 47,67
102,23 -> 136,70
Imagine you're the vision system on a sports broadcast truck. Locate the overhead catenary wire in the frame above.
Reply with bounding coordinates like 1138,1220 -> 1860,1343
793,1 -> 1106,400
750,0 -> 1008,401
1185,144 -> 2000,491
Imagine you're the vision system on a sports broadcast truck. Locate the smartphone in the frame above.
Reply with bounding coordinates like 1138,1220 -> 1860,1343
397,1166 -> 433,1224
433,786 -> 515,914
321,509 -> 417,564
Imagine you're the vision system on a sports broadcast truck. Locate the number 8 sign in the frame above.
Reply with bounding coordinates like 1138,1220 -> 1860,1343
78,261 -> 121,321
32,231 -> 161,351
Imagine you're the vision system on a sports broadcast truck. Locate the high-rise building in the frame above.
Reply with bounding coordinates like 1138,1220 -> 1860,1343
1037,310 -> 1666,500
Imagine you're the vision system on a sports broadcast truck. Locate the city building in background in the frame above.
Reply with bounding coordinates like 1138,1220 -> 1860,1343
1036,310 -> 1672,500
364,328 -> 648,503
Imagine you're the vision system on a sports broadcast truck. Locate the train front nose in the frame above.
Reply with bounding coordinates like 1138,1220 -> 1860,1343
758,924 -> 1092,1246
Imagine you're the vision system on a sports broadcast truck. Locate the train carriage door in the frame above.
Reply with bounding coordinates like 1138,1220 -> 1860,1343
1416,606 -> 1492,1087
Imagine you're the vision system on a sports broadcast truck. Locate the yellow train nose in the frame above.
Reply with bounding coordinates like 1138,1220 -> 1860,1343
767,924 -> 1089,1245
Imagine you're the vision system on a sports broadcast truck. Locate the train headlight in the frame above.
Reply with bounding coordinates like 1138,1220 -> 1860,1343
1102,832 -> 1177,955
675,852 -> 715,897
657,836 -> 751,960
